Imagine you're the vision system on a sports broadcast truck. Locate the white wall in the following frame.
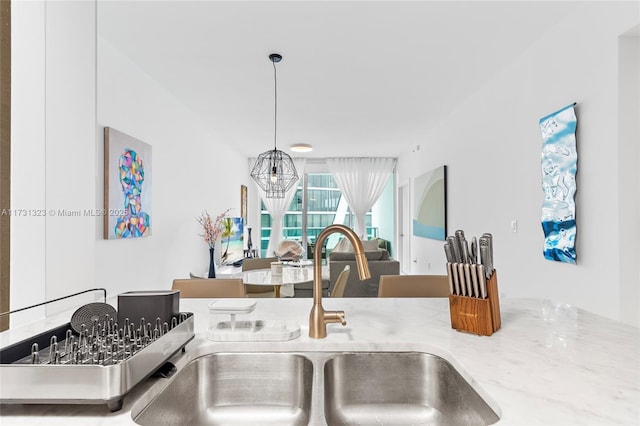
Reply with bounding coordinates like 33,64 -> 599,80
11,0 -> 97,325
10,0 -> 47,324
96,37 -> 249,295
397,1 -> 639,324
10,1 -> 249,326
617,29 -> 640,326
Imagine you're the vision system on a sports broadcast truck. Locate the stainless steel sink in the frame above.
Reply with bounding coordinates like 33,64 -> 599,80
324,352 -> 499,426
133,351 -> 499,425
134,353 -> 313,426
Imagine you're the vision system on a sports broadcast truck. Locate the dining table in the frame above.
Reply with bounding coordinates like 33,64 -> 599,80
242,266 -> 316,298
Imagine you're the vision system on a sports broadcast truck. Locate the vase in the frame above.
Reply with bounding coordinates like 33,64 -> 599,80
247,228 -> 253,251
208,247 -> 216,278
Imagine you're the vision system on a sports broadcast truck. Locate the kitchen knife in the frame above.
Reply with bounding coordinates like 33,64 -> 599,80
462,238 -> 470,264
455,230 -> 466,263
479,236 -> 492,279
482,233 -> 493,251
479,241 -> 487,271
463,263 -> 474,297
457,263 -> 467,296
470,237 -> 478,264
470,264 -> 480,298
448,236 -> 462,263
482,233 -> 494,275
477,264 -> 487,298
446,262 -> 455,295
444,242 -> 454,263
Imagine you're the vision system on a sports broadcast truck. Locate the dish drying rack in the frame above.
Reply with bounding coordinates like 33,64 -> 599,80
0,289 -> 194,411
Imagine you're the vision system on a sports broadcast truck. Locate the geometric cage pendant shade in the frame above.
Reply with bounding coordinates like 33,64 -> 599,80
250,148 -> 298,198
250,53 -> 298,198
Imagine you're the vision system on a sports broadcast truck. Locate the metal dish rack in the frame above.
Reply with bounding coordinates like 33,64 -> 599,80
0,289 -> 194,411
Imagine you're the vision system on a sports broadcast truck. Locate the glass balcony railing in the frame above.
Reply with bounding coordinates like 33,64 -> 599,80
259,225 -> 379,258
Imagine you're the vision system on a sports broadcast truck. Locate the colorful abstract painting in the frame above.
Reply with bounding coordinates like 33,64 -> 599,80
104,127 -> 152,239
220,217 -> 244,265
413,165 -> 447,241
539,103 -> 577,264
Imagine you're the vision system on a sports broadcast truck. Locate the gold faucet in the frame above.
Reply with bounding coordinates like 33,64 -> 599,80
309,224 -> 371,339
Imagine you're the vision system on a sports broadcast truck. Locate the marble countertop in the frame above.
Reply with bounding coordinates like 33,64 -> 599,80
1,297 -> 639,425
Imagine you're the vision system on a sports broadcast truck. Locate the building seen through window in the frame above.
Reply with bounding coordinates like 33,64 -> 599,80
260,173 -> 391,258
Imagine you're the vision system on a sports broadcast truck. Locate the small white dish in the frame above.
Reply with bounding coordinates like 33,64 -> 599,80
208,300 -> 256,315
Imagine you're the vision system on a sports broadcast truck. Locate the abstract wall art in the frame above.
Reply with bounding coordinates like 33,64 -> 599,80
104,127 -> 152,239
413,165 -> 447,241
539,103 -> 577,264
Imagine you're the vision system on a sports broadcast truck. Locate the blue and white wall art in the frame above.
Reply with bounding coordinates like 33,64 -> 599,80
539,103 -> 577,264
413,165 -> 447,241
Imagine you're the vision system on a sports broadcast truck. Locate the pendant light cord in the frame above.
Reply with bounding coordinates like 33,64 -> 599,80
273,59 -> 278,151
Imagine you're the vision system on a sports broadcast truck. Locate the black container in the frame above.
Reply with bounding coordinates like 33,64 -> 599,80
117,290 -> 179,328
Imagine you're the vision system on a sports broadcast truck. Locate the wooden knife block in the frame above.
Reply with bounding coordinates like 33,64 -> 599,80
448,269 -> 501,336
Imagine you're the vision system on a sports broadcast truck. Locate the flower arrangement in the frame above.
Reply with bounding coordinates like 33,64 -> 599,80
196,209 -> 230,249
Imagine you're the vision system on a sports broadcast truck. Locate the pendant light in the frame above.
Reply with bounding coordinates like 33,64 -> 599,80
250,53 -> 298,198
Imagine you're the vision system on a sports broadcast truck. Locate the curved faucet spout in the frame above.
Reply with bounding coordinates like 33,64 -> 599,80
309,224 -> 371,339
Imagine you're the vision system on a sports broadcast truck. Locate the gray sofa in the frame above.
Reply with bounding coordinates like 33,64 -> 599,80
328,247 -> 400,297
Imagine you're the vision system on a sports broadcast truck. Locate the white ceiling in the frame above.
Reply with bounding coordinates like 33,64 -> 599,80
98,0 -> 580,159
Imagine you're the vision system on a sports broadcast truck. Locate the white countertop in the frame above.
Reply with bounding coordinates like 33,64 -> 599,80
1,297 -> 639,425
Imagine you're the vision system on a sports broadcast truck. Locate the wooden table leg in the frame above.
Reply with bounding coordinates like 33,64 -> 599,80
274,285 -> 281,298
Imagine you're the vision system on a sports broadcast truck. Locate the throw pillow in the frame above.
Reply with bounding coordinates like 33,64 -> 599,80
333,237 -> 353,253
332,237 -> 380,253
361,238 -> 381,252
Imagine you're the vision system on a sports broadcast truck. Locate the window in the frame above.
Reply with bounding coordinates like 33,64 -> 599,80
260,172 -> 393,258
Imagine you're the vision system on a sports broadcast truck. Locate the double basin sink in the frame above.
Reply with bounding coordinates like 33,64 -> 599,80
133,351 -> 500,426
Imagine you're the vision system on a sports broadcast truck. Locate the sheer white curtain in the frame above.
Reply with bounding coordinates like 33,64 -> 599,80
326,157 -> 396,239
250,158 -> 306,256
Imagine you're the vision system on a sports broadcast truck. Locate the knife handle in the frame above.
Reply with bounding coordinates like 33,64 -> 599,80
479,242 -> 489,279
470,237 -> 478,264
455,231 -> 466,263
444,243 -> 454,263
480,236 -> 494,278
446,262 -> 455,295
449,236 -> 462,263
483,233 -> 493,266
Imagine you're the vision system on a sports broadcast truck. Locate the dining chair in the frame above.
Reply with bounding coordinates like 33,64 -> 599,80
242,256 -> 279,297
242,257 -> 279,270
377,275 -> 450,298
171,278 -> 247,298
293,279 -> 330,298
329,265 -> 351,298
